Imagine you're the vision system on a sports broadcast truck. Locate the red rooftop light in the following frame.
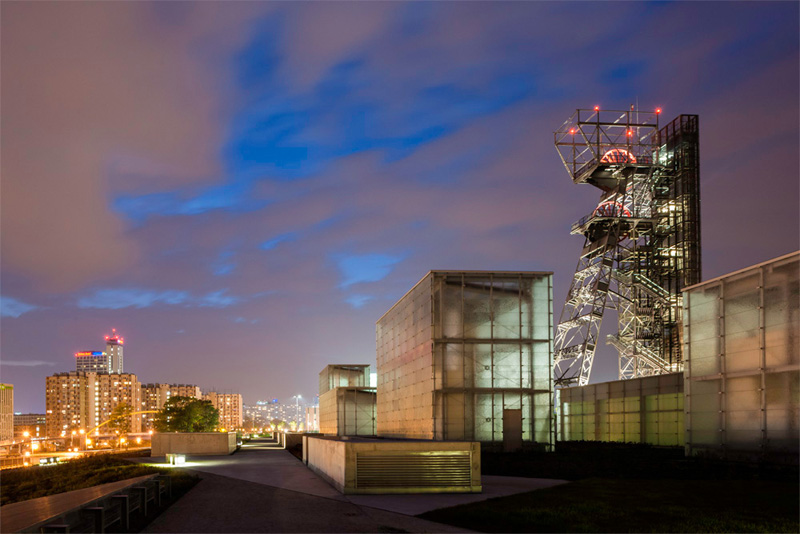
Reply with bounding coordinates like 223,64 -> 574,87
594,106 -> 600,111
655,108 -> 662,114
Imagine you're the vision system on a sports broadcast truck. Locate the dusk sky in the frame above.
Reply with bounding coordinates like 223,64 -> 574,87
2,2 -> 798,413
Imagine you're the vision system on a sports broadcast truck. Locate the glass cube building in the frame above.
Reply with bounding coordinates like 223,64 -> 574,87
376,271 -> 553,449
318,365 -> 376,436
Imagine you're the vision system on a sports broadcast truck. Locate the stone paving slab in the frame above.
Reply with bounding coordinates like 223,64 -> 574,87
0,474 -> 155,534
346,475 -> 570,516
141,471 -> 471,533
138,438 -> 568,533
135,441 -> 345,501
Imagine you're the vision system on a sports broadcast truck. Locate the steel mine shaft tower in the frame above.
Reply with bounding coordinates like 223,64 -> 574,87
553,108 -> 700,386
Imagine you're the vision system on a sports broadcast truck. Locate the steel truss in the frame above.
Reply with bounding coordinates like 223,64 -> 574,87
553,109 -> 700,386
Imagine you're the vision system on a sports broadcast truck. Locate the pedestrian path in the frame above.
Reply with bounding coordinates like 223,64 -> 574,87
139,438 -> 567,533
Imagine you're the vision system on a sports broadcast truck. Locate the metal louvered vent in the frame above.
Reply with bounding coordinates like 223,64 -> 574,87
356,451 -> 472,489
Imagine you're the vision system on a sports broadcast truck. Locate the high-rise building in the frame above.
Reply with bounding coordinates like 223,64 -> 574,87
14,413 -> 47,439
167,384 -> 202,399
104,329 -> 124,374
0,384 -> 13,442
140,383 -> 170,430
75,329 -> 125,374
46,372 -> 141,437
75,351 -> 110,373
305,405 -> 320,432
140,383 -> 202,430
204,392 -> 243,430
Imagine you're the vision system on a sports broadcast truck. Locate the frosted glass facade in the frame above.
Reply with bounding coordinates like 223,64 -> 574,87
319,365 -> 370,395
377,271 -> 553,449
559,373 -> 684,446
684,252 -> 799,462
318,387 -> 376,436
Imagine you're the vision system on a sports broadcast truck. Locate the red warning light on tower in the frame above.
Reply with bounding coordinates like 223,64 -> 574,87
655,108 -> 662,114
594,106 -> 600,111
105,329 -> 124,345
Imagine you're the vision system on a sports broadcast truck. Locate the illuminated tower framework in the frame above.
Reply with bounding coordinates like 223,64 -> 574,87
553,108 -> 700,386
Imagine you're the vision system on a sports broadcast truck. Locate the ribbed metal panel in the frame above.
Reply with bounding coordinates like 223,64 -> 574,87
356,452 -> 472,488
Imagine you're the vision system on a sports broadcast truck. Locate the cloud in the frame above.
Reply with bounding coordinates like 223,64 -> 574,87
0,360 -> 57,367
1,2 -> 258,290
260,232 -> 297,251
76,288 -> 242,309
199,291 -> 241,308
1,296 -> 39,318
336,253 -> 405,288
344,294 -> 374,309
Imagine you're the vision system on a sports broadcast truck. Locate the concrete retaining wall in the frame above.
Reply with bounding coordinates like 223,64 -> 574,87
306,437 -> 481,494
151,432 -> 237,456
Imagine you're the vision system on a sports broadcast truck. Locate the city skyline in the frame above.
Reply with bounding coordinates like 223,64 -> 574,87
3,2 -> 799,412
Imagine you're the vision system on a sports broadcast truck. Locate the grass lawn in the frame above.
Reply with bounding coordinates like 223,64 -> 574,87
0,453 -> 198,506
421,478 -> 799,533
419,443 -> 799,533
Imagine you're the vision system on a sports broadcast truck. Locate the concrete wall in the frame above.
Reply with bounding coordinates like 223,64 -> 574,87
151,432 -> 237,456
284,432 -> 305,450
306,436 -> 481,494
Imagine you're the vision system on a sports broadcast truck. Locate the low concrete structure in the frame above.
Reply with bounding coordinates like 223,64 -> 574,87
306,436 -> 481,494
151,432 -> 237,456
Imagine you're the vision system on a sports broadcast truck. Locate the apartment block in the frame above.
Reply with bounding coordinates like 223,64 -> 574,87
204,392 -> 243,430
45,372 -> 141,436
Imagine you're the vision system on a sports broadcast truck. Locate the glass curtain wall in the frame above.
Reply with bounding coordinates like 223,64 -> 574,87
559,373 -> 684,446
684,252 -> 799,462
377,271 -> 553,448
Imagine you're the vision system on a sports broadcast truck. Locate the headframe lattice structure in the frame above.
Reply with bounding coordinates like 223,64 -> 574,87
553,108 -> 700,386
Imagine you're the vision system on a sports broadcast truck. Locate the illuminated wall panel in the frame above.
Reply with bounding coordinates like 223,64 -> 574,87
684,252 -> 799,462
559,373 -> 684,446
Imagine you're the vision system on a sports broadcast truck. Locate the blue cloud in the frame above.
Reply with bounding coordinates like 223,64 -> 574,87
114,182 -> 267,223
78,289 -> 190,309
199,290 -> 240,308
1,296 -> 39,318
336,253 -> 404,288
345,294 -> 375,309
213,250 -> 237,276
260,232 -> 297,250
236,13 -> 283,90
77,288 -> 242,309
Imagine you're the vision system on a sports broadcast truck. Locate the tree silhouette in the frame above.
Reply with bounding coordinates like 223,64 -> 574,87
154,396 -> 219,432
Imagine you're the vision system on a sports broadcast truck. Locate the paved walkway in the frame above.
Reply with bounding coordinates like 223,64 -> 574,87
138,438 -> 568,533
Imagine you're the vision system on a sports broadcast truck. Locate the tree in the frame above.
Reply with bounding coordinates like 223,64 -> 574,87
108,402 -> 133,434
154,396 -> 219,432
